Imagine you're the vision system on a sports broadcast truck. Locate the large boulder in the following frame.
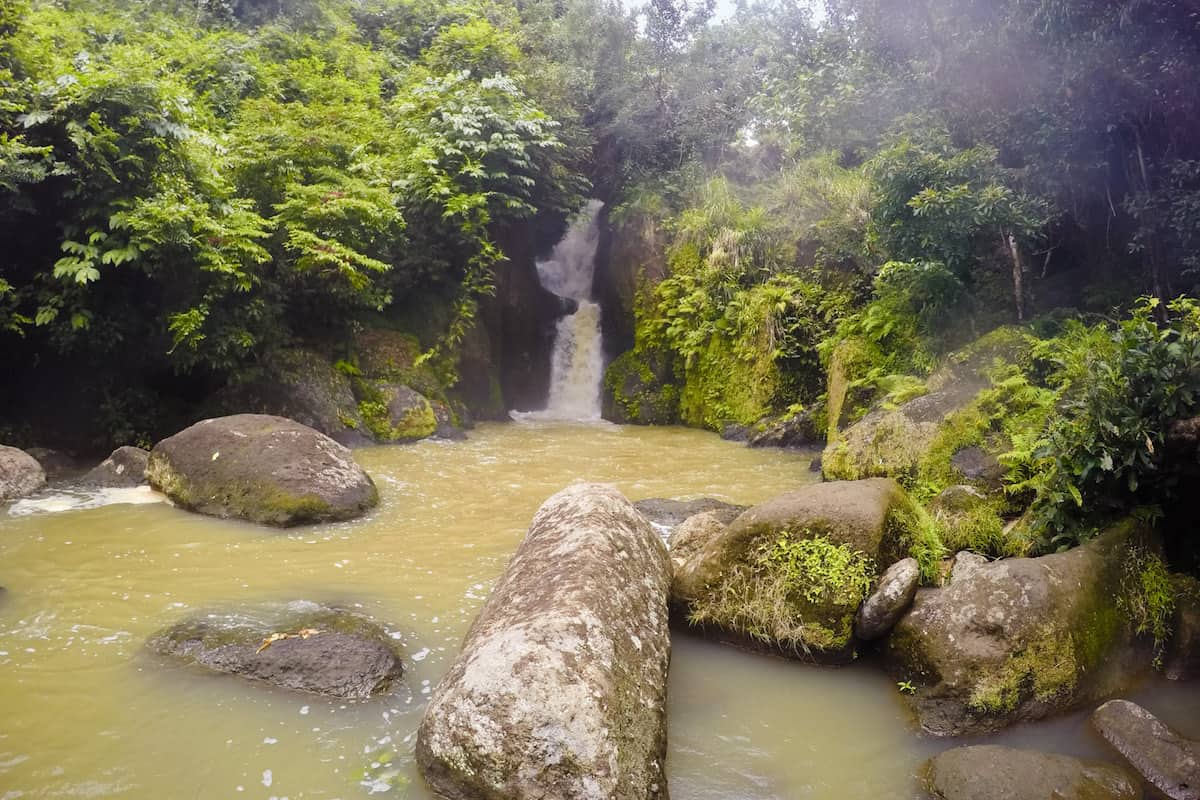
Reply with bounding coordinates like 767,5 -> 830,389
821,378 -> 984,483
146,414 -> 378,527
923,745 -> 1139,800
1092,699 -> 1200,800
25,447 -> 85,480
884,521 -> 1156,735
673,478 -> 917,661
213,348 -> 369,447
417,484 -> 671,800
82,446 -> 148,488
0,445 -> 46,502
148,602 -> 402,699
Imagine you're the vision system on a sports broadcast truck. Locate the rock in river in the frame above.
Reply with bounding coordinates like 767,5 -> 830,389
884,520 -> 1156,735
924,745 -> 1139,800
146,414 -> 378,527
855,557 -> 919,642
82,445 -> 149,488
1092,699 -> 1200,800
147,602 -> 403,699
0,445 -> 46,502
672,478 -> 918,662
417,483 -> 671,800
633,496 -> 746,531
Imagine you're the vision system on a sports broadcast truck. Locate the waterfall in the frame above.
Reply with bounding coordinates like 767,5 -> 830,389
516,199 -> 605,422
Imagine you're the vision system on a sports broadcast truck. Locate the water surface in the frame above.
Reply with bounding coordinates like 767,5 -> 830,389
1,422 -> 1195,799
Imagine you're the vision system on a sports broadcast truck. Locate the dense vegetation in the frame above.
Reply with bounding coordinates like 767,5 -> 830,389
3,0 -> 1200,554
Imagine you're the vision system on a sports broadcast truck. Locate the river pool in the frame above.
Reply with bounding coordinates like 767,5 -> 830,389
1,421 -> 1196,799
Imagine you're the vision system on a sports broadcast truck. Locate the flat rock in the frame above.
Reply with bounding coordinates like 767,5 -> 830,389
1092,699 -> 1200,800
147,602 -> 402,699
146,414 -> 378,527
925,745 -> 1139,800
417,484 -> 671,800
855,557 -> 919,641
83,446 -> 149,488
0,445 -> 46,502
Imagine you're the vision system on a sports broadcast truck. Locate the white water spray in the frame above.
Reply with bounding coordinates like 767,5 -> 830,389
516,199 -> 606,422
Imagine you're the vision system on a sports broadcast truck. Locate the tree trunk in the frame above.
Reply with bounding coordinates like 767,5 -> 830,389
1003,228 -> 1025,322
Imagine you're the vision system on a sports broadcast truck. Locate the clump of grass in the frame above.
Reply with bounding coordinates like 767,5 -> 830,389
688,531 -> 876,654
1118,546 -> 1176,667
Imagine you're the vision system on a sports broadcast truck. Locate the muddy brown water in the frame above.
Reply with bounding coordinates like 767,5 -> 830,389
1,421 -> 1196,799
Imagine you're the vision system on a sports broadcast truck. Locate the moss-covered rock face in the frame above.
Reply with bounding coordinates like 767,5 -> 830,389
147,602 -> 402,699
0,445 -> 46,502
673,478 -> 918,662
602,348 -> 679,425
416,484 -> 671,800
146,414 -> 378,527
212,348 -> 369,447
883,521 -> 1157,735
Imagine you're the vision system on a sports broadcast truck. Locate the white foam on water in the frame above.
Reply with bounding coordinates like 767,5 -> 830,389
6,486 -> 166,517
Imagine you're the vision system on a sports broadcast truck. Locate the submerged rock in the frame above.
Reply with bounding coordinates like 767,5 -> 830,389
924,745 -> 1139,800
884,521 -> 1155,735
1092,699 -> 1200,800
82,446 -> 149,488
146,414 -> 378,527
0,445 -> 46,502
855,557 -> 919,642
417,484 -> 671,800
634,497 -> 747,531
148,603 -> 402,699
673,478 -> 917,661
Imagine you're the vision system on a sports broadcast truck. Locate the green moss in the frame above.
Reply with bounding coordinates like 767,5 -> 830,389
887,500 -> 948,584
603,348 -> 679,425
678,334 -> 777,430
822,412 -> 925,484
967,625 -> 1077,715
687,530 -> 875,656
946,326 -> 1037,378
1118,546 -> 1176,666
936,501 -> 1030,558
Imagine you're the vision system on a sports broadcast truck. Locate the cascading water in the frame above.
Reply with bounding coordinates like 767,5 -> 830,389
516,199 -> 606,421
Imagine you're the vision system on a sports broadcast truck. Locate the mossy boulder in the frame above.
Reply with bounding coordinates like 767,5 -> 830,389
212,348 -> 369,447
747,409 -> 822,449
822,326 -> 1040,486
416,484 -> 671,800
148,602 -> 402,699
884,521 -> 1157,735
923,745 -> 1139,800
602,348 -> 679,425
358,383 -> 437,443
146,414 -> 378,527
673,478 -> 918,662
0,445 -> 45,502
82,445 -> 149,488
821,377 -> 986,483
